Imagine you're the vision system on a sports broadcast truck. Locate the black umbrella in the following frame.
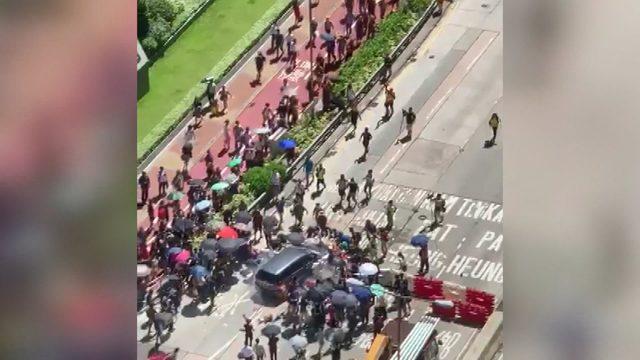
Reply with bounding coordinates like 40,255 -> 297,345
188,179 -> 206,187
155,312 -> 174,327
345,294 -> 359,308
287,232 -> 305,246
305,288 -> 326,303
235,210 -> 252,224
172,218 -> 194,235
263,215 -> 278,228
331,290 -> 349,306
201,238 -> 218,252
261,324 -> 282,337
324,328 -> 345,343
200,249 -> 217,263
217,238 -> 248,254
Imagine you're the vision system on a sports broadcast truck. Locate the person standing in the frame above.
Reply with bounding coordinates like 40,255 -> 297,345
358,0 -> 367,14
382,55 -> 392,81
345,0 -> 354,15
315,162 -> 326,191
402,107 -> 416,139
289,38 -> 298,68
385,200 -> 396,230
285,30 -> 295,60
270,24 -> 278,50
304,157 -> 314,188
337,34 -> 347,61
233,121 -> 243,153
262,103 -> 274,128
346,177 -> 359,208
254,338 -> 266,360
360,127 -> 372,157
268,335 -> 279,360
489,112 -> 500,145
271,170 -> 282,199
223,119 -> 231,151
242,316 -> 254,346
292,201 -> 307,227
255,51 -> 266,83
158,166 -> 168,197
379,0 -> 387,19
384,84 -> 395,117
308,17 -> 318,48
433,193 -> 446,226
323,16 -> 334,33
418,243 -> 429,274
336,174 -> 348,207
138,171 -> 150,203
367,0 -> 376,18
363,169 -> 374,198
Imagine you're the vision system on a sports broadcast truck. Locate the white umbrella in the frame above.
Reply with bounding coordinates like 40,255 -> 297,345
137,264 -> 151,277
289,335 -> 308,349
358,262 -> 378,276
303,237 -> 321,247
254,127 -> 271,135
346,277 -> 364,286
237,346 -> 255,359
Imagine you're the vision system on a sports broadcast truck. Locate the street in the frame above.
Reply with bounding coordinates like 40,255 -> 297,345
138,0 -> 502,358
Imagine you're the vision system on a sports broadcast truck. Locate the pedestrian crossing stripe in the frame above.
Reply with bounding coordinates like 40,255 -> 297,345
389,315 -> 439,360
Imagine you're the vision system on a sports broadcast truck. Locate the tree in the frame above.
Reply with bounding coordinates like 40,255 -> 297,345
138,0 -> 150,38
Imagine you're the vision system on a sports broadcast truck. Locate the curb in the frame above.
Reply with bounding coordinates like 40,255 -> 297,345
462,304 -> 503,360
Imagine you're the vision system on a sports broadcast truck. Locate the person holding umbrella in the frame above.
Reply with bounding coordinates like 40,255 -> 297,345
418,243 -> 429,274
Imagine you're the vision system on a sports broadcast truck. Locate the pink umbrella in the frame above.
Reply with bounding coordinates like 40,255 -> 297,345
217,226 -> 238,239
173,249 -> 191,264
148,352 -> 169,360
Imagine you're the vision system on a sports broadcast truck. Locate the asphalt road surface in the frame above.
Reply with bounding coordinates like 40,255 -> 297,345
138,0 -> 502,358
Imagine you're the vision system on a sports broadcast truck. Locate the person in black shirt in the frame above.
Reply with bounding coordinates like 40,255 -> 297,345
138,171 -> 150,203
268,335 -> 279,360
349,106 -> 361,132
242,316 -> 254,346
274,28 -> 284,59
402,107 -> 416,139
346,178 -> 359,208
255,51 -> 266,83
360,127 -> 372,157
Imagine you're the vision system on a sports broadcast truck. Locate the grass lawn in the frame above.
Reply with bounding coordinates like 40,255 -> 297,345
137,0 -> 281,144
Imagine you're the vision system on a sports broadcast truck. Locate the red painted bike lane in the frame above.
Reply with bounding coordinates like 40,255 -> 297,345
138,1 -> 390,233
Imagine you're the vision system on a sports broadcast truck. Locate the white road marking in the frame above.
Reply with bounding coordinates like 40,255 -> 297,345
455,329 -> 480,360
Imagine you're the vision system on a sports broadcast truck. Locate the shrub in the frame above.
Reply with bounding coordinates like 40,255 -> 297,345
242,160 -> 287,197
141,37 -> 159,55
223,193 -> 255,213
147,0 -> 179,24
288,113 -> 332,149
138,0 -> 150,38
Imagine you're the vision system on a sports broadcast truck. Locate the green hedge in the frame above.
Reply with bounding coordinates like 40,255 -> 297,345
139,0 -> 186,55
241,160 -> 287,198
138,0 -> 292,162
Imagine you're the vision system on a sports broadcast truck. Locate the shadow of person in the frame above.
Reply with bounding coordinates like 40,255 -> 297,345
217,148 -> 228,158
250,79 -> 261,88
345,132 -> 355,141
483,140 -> 495,148
355,155 -> 366,164
311,190 -> 323,199
375,115 -> 390,129
396,135 -> 411,144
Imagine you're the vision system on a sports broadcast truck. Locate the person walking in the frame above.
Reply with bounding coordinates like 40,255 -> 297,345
346,177 -> 359,208
358,0 -> 367,14
223,119 -> 231,151
384,84 -> 396,117
292,0 -> 303,25
304,156 -> 314,188
138,171 -> 150,204
385,200 -> 396,230
252,209 -> 264,242
271,170 -> 282,198
294,179 -> 306,203
308,17 -> 318,48
233,121 -> 243,153
289,38 -> 298,69
363,169 -> 374,199
360,127 -> 372,157
274,28 -> 285,59
489,112 -> 500,145
262,103 -> 275,128
432,193 -> 446,226
336,174 -> 348,207
418,243 -> 429,274
147,199 -> 155,222
242,316 -> 255,346
285,30 -> 295,60
158,166 -> 168,197
254,338 -> 266,360
382,55 -> 392,81
145,304 -> 157,337
292,201 -> 307,227
402,107 -> 416,140
218,85 -> 231,114
255,51 -> 266,83
315,162 -> 326,192
379,0 -> 387,19
270,24 -> 278,50
349,105 -> 361,133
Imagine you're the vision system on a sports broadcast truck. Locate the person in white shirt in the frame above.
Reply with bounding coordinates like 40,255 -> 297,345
253,338 -> 265,360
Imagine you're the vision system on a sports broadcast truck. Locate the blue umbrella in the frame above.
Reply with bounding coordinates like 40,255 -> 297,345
167,247 -> 182,256
278,138 -> 296,150
349,285 -> 372,301
320,32 -> 336,42
339,233 -> 351,243
194,199 -> 212,211
410,233 -> 430,247
190,265 -> 208,278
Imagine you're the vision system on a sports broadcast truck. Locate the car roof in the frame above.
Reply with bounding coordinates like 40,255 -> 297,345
260,246 -> 312,276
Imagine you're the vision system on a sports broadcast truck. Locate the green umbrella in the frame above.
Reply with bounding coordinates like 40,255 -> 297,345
167,191 -> 184,201
370,284 -> 385,297
227,157 -> 242,168
210,181 -> 230,192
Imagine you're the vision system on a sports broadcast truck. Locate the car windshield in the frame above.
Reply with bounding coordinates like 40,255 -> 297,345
256,269 -> 281,283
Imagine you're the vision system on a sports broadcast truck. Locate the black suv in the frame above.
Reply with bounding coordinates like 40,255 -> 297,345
255,247 -> 318,298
